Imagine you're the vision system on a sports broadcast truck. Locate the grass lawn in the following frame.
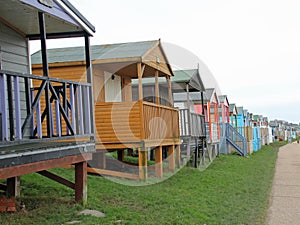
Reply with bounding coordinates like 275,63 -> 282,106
0,142 -> 284,225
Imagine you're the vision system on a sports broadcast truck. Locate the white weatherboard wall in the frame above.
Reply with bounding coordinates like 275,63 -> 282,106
104,71 -> 122,102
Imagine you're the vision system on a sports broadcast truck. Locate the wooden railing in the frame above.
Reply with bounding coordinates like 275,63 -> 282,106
95,100 -> 180,144
0,69 -> 94,143
143,101 -> 179,140
206,122 -> 220,143
179,109 -> 206,138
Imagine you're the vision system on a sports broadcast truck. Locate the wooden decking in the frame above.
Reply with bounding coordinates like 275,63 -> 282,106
0,140 -> 94,170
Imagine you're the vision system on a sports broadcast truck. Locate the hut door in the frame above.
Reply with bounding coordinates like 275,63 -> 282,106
104,71 -> 122,102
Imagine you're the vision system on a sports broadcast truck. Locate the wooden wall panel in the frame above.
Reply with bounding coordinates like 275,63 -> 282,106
95,102 -> 141,143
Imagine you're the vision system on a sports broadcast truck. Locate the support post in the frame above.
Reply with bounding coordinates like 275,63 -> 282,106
155,146 -> 163,178
137,63 -> 143,101
175,145 -> 181,168
38,12 -> 52,138
168,145 -> 175,173
155,70 -> 160,104
117,150 -> 124,162
6,177 -> 20,198
194,138 -> 199,168
138,147 -> 148,181
84,34 -> 95,139
166,75 -> 173,107
75,161 -> 87,203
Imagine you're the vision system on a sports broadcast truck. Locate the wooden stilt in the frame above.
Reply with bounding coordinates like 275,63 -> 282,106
138,147 -> 148,181
92,151 -> 106,169
6,177 -> 20,198
168,145 -> 175,173
117,150 -> 124,162
155,146 -> 163,178
175,145 -> 181,168
75,161 -> 87,203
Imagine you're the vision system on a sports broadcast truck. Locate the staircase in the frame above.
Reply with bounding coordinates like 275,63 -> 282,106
222,123 -> 247,156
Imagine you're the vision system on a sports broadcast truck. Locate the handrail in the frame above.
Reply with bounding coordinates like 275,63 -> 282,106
0,69 -> 91,87
225,123 -> 247,156
142,100 -> 179,112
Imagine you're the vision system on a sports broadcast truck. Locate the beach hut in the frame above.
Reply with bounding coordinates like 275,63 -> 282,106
0,0 -> 95,204
218,95 -> 230,124
243,110 -> 254,154
194,88 -> 220,155
32,40 -> 181,181
229,104 -> 238,128
236,106 -> 245,136
172,69 -> 206,167
252,115 -> 261,151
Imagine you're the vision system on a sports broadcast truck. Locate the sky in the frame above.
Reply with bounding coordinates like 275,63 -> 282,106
32,0 -> 300,123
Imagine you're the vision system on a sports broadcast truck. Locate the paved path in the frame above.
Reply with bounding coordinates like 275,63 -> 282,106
265,142 -> 300,225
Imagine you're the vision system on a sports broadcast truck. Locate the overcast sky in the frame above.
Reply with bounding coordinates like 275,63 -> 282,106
33,0 -> 300,123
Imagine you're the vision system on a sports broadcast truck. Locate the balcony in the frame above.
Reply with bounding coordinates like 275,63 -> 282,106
95,100 -> 180,149
0,69 -> 95,170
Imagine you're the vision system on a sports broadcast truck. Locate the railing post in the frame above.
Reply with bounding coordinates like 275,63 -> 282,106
83,86 -> 91,134
36,99 -> 42,138
69,84 -> 76,135
77,85 -> 84,135
0,73 -> 8,141
14,76 -> 22,140
55,99 -> 61,137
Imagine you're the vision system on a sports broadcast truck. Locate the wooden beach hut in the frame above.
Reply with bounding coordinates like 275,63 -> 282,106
0,0 -> 95,204
32,40 -> 181,181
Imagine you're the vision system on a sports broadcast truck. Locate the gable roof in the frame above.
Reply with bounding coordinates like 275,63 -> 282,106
229,104 -> 237,114
172,69 -> 205,92
236,106 -> 244,115
218,95 -> 229,106
32,40 -> 158,64
31,40 -> 173,77
0,0 -> 95,37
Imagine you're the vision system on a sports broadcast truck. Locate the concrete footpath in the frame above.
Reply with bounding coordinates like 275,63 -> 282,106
265,142 -> 300,225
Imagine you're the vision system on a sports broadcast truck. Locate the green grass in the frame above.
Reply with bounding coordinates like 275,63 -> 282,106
0,143 -> 281,225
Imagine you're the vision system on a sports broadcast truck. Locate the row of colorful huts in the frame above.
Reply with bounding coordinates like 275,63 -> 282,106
0,0 -> 298,206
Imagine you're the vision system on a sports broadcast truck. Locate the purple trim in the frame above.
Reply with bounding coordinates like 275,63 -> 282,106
77,85 -> 84,135
84,86 -> 91,134
36,100 -> 42,138
0,74 -> 8,141
69,84 -> 76,134
20,0 -> 80,27
30,90 -> 35,137
55,100 -> 61,137
14,76 -> 22,140
49,101 -> 54,135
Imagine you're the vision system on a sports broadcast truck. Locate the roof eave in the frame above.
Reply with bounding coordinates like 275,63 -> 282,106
56,0 -> 95,35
